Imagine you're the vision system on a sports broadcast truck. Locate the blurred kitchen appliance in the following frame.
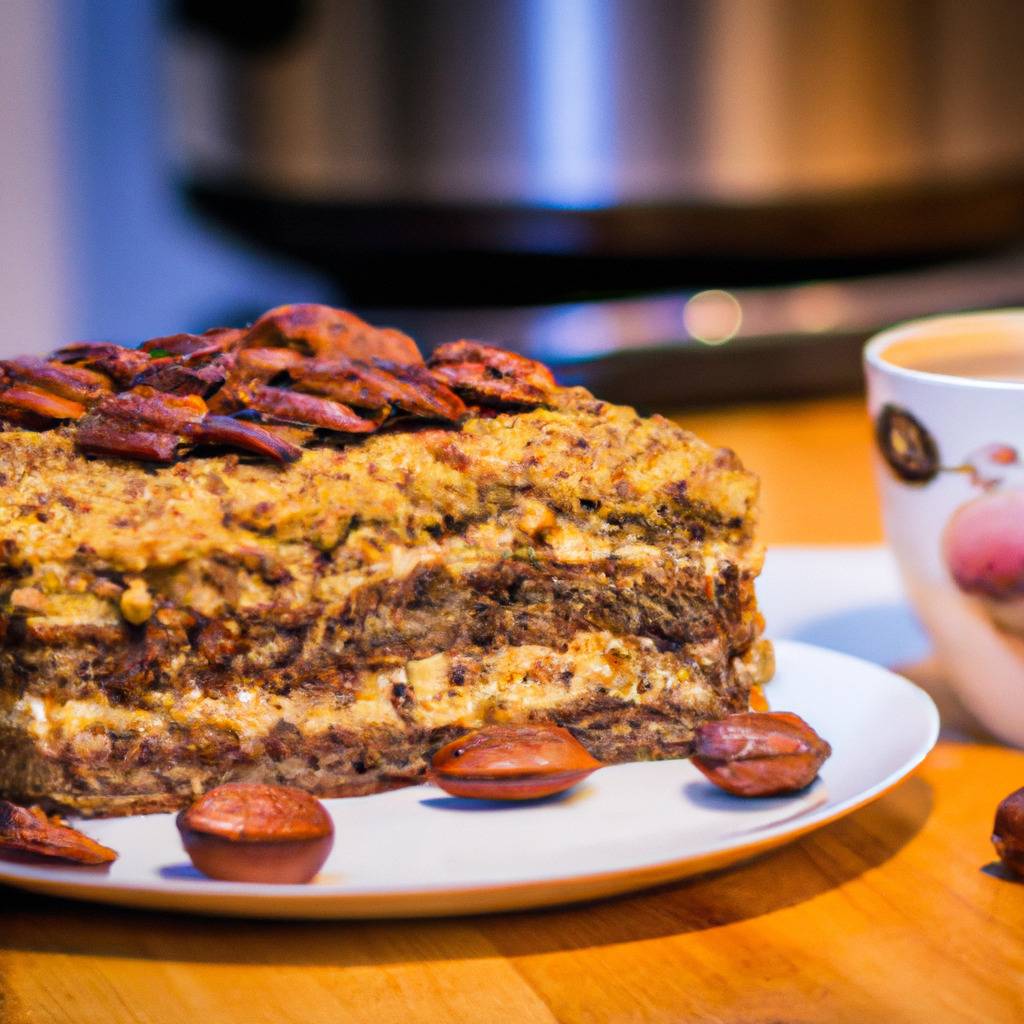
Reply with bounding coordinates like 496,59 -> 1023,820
170,0 -> 1024,404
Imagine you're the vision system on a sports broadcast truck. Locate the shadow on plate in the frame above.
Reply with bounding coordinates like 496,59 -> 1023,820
418,787 -> 588,812
786,605 -> 999,743
0,775 -> 933,965
680,780 -> 830,837
785,602 -> 929,667
159,863 -> 205,881
679,779 -> 828,826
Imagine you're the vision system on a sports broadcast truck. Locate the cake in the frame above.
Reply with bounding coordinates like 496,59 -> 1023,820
0,304 -> 771,816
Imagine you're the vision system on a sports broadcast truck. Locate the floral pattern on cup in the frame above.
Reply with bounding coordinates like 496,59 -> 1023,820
874,404 -> 941,484
943,447 -> 1024,637
875,407 -> 1024,636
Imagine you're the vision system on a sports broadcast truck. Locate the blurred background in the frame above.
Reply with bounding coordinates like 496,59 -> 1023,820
5,0 -> 1024,405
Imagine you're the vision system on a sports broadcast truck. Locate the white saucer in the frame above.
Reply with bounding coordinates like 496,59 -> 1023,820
0,640 -> 938,918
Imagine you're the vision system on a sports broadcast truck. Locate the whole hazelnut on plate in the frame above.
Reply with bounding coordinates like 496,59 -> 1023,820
430,723 -> 601,800
692,711 -> 832,797
177,783 -> 334,884
992,787 -> 1024,878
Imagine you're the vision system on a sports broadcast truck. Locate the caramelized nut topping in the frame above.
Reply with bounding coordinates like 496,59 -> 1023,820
432,361 -> 550,406
236,346 -> 306,376
240,384 -> 380,434
131,360 -> 228,398
2,356 -> 111,402
292,357 -> 465,420
50,342 -> 152,387
242,303 -> 423,365
3,304 -> 556,463
372,360 -> 468,421
94,388 -> 207,432
0,384 -> 86,421
141,329 -> 241,361
75,416 -> 180,462
429,341 -> 556,406
185,415 -> 303,463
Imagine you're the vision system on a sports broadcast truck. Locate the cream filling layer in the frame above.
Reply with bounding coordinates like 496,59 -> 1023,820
9,631 -> 732,748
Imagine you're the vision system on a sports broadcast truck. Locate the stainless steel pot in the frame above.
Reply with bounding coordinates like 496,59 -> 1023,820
175,0 -> 1024,203
170,0 -> 1024,303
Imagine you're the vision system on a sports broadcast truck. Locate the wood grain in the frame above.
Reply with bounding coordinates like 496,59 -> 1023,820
2,397 -> 1021,1024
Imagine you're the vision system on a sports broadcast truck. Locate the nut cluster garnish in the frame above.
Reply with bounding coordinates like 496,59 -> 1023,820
0,303 -> 557,464
430,724 -> 602,800
176,783 -> 334,884
992,787 -> 1024,878
0,799 -> 117,864
692,711 -> 832,797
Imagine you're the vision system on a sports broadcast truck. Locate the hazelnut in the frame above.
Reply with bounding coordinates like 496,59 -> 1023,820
430,724 -> 601,800
177,784 -> 334,884
692,711 -> 832,797
0,800 -> 117,865
992,787 -> 1024,878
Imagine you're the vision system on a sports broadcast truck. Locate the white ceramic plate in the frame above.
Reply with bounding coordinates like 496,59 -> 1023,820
0,640 -> 938,918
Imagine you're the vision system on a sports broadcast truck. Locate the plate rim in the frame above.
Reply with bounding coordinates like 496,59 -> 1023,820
0,640 -> 940,917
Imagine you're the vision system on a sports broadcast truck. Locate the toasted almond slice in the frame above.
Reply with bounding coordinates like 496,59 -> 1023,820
293,357 -> 464,420
0,799 -> 117,864
429,340 -> 556,392
1,357 -> 111,402
236,347 -> 306,376
141,328 -> 241,362
242,384 -> 380,433
75,416 -> 180,462
0,384 -> 86,420
50,343 -> 152,388
431,361 -> 550,406
242,304 -> 423,365
186,415 -> 302,462
131,360 -> 228,397
94,387 -> 207,432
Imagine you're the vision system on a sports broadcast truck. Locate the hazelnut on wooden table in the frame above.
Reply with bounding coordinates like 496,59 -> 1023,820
992,787 -> 1024,878
430,724 -> 602,801
177,784 -> 334,884
692,711 -> 832,797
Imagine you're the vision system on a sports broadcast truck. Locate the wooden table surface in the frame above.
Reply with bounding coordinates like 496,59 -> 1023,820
2,396 -> 1022,1024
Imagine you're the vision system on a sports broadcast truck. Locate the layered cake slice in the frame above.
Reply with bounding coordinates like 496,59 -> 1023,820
0,305 -> 771,815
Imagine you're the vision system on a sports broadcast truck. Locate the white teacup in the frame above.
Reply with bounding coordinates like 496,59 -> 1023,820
865,311 -> 1024,748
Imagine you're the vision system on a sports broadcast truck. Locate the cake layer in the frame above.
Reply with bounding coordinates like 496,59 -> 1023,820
2,543 -> 759,704
0,632 -> 773,816
0,393 -> 756,573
